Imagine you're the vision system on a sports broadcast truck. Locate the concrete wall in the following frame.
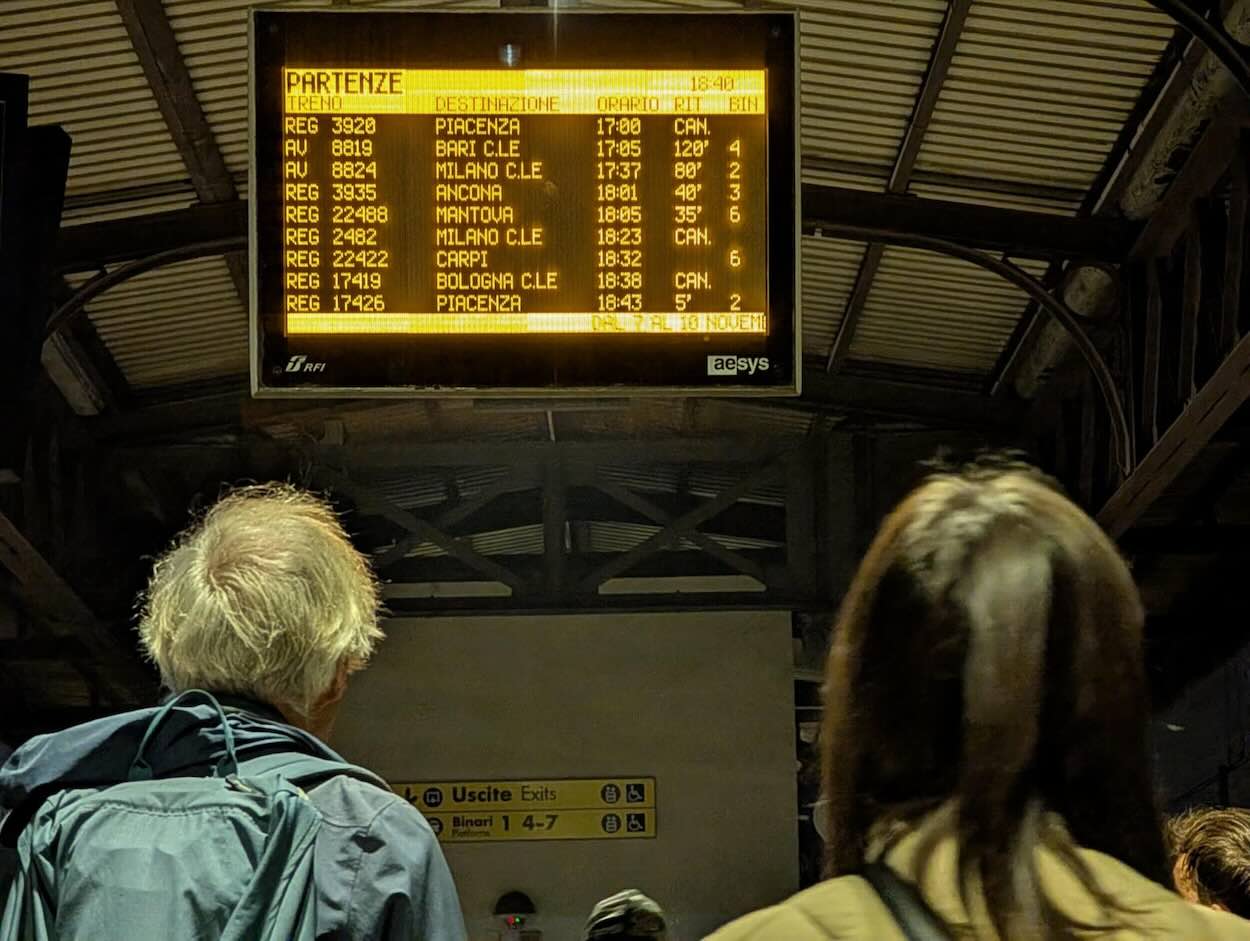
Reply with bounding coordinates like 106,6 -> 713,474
335,611 -> 798,941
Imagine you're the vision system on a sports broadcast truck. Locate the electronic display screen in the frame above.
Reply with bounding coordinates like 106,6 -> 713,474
250,10 -> 798,396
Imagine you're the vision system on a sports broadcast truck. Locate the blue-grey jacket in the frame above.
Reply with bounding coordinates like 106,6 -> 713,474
0,697 -> 466,941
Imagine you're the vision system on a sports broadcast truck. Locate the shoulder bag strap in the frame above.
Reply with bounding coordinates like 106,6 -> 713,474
862,864 -> 953,941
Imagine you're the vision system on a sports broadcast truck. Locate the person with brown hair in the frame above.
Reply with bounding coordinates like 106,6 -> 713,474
1170,807 -> 1250,918
708,460 -> 1250,940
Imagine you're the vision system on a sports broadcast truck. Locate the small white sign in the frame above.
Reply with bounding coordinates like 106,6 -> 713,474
707,355 -> 770,377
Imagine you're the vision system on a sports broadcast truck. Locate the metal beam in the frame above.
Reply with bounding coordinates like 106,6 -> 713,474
803,185 -> 1137,262
589,477 -> 769,583
333,438 -> 790,469
356,488 -> 787,558
1131,109 -> 1246,260
46,235 -> 245,340
373,470 -> 540,570
1002,37 -> 1245,409
1098,328 -> 1250,537
113,0 -> 247,304
812,224 -> 1133,474
1091,28 -> 1206,216
88,367 -> 1017,450
0,511 -> 150,704
315,467 -> 528,591
825,0 -> 972,373
1143,0 -> 1250,102
985,260 -> 1067,397
42,279 -> 131,416
577,457 -> 787,591
543,457 -> 567,594
56,200 -> 246,273
382,591 -> 803,617
379,548 -> 785,586
800,367 -> 1023,432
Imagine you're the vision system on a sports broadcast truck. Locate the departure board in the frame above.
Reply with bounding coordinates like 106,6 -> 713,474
250,10 -> 798,396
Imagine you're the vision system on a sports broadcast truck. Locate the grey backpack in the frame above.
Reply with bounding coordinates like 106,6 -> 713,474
0,690 -> 385,941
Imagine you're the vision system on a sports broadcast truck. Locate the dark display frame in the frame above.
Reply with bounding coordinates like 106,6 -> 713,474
0,73 -> 30,257
249,9 -> 799,397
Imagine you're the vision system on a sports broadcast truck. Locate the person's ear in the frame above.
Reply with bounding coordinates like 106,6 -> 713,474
320,658 -> 351,708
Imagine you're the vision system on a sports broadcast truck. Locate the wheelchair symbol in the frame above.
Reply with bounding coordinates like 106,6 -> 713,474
626,813 -> 647,833
626,783 -> 646,803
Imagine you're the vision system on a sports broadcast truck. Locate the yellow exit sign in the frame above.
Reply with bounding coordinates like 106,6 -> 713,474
393,777 -> 657,843
425,807 -> 656,843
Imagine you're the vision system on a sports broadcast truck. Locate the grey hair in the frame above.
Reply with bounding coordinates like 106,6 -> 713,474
138,483 -> 383,716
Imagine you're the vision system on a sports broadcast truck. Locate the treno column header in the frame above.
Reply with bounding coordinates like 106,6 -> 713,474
283,68 -> 767,115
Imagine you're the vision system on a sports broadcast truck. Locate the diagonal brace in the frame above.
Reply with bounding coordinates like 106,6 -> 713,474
577,457 -> 788,592
317,468 -> 527,591
591,477 -> 768,584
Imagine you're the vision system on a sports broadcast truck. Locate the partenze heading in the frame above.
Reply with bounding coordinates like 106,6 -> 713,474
285,70 -> 403,95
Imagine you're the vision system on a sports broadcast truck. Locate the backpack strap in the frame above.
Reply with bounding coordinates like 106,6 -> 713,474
237,752 -> 391,794
131,689 -> 239,782
861,864 -> 952,941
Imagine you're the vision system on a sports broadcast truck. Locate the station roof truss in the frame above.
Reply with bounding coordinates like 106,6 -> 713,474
9,0 -> 1250,725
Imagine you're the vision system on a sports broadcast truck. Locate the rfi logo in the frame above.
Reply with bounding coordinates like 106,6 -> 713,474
707,355 -> 770,377
285,354 -> 327,373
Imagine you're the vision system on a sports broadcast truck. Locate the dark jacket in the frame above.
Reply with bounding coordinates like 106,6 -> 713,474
0,697 -> 466,941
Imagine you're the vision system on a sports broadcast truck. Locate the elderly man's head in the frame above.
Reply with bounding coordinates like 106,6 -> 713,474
138,484 -> 382,737
1170,807 -> 1250,918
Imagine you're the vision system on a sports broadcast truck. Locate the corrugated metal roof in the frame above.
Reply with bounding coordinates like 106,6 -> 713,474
917,0 -> 1175,204
35,0 -> 1178,396
689,468 -> 786,506
585,521 -> 781,553
363,469 -> 450,509
596,461 -> 791,505
800,236 -> 864,358
848,246 -> 1050,373
66,256 -> 247,388
796,0 -> 947,175
405,523 -> 542,557
598,463 -> 682,495
3,1 -> 188,200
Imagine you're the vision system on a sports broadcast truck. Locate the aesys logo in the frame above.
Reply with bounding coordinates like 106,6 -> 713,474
707,355 -> 771,377
284,354 -> 326,374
